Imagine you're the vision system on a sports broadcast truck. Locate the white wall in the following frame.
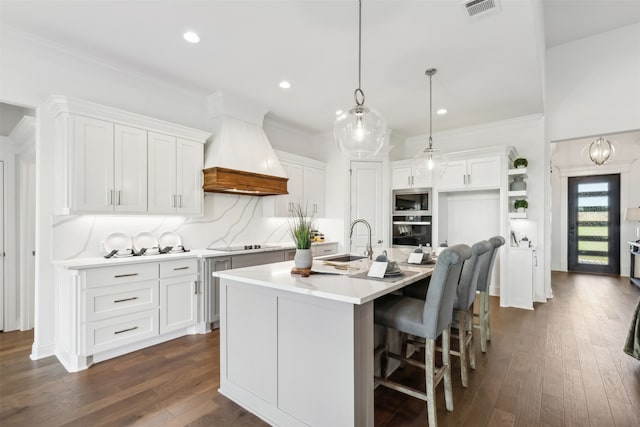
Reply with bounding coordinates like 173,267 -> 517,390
546,23 -> 640,142
550,136 -> 640,274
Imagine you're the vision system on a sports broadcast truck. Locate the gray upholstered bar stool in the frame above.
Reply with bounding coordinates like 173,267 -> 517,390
449,240 -> 492,387
374,244 -> 471,427
474,236 -> 505,353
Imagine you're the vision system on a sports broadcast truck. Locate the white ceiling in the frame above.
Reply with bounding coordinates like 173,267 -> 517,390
1,0 -> 638,137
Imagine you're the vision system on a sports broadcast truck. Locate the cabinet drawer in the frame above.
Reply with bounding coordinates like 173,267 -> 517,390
84,263 -> 158,288
232,251 -> 284,269
86,280 -> 159,322
312,243 -> 338,257
87,309 -> 159,354
160,258 -> 199,278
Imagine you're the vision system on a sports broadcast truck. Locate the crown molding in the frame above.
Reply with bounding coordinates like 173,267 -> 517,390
47,96 -> 210,143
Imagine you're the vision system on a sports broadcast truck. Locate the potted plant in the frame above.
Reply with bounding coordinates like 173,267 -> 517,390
288,203 -> 315,269
514,158 -> 528,168
514,199 -> 528,213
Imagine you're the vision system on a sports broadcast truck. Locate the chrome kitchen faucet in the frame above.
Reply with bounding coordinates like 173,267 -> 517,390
349,218 -> 374,260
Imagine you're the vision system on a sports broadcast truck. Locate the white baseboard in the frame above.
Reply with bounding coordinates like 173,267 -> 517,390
30,341 -> 55,360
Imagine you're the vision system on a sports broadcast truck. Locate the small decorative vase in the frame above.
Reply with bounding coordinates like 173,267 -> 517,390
294,248 -> 313,269
510,176 -> 526,191
517,207 -> 525,213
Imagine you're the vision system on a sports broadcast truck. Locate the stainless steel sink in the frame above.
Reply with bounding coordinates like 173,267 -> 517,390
322,254 -> 367,262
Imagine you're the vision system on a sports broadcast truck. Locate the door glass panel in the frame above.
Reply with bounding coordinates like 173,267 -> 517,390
574,181 -> 611,266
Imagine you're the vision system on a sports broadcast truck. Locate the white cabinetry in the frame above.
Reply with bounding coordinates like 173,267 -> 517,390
71,117 -> 148,213
159,259 -> 198,333
506,247 -> 535,310
148,133 -> 203,214
55,256 -> 201,372
437,157 -> 501,191
50,96 -> 209,215
264,151 -> 326,217
391,159 -> 433,190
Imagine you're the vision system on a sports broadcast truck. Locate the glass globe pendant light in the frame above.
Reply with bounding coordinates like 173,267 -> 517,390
334,0 -> 387,158
588,137 -> 613,166
414,68 -> 438,175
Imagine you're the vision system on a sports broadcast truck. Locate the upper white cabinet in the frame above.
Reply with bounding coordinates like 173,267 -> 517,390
148,133 -> 203,214
391,159 -> 433,189
50,96 -> 209,215
71,117 -> 147,213
263,151 -> 326,217
436,156 -> 501,191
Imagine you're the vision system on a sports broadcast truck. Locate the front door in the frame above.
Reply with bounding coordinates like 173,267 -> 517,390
568,174 -> 620,274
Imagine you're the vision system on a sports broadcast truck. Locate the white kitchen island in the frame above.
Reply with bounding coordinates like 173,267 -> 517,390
214,251 -> 434,427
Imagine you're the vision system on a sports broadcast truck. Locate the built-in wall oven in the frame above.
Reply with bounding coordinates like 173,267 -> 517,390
392,188 -> 432,248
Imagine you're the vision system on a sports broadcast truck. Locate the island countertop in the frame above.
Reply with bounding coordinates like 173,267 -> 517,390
213,249 -> 434,305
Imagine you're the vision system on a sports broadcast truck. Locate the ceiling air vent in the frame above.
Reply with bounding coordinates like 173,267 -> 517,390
462,0 -> 500,18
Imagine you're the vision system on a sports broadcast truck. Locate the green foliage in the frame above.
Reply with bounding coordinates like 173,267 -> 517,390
288,203 -> 314,249
514,199 -> 528,209
514,158 -> 528,168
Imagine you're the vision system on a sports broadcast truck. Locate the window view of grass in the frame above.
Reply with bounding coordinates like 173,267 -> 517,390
577,182 -> 609,265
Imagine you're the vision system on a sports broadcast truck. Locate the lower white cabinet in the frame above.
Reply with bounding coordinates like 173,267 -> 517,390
55,256 -> 200,372
159,259 -> 198,333
506,247 -> 535,310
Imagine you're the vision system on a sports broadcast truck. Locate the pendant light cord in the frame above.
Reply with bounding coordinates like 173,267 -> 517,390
428,72 -> 432,147
354,0 -> 365,106
358,0 -> 362,91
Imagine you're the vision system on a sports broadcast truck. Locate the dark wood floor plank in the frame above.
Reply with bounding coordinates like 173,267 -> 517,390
1,271 -> 639,427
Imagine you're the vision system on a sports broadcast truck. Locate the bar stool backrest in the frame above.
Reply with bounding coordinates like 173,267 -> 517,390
455,240 -> 492,311
475,236 -> 506,293
423,244 -> 471,340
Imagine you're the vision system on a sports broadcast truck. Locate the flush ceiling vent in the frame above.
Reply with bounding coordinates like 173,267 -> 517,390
462,0 -> 501,18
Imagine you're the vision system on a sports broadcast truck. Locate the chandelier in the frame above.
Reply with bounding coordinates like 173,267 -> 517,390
589,137 -> 613,166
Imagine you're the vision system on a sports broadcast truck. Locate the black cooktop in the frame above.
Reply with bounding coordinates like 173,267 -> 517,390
208,244 -> 280,252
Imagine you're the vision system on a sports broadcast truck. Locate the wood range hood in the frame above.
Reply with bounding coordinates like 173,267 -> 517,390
202,92 -> 289,196
203,167 -> 288,196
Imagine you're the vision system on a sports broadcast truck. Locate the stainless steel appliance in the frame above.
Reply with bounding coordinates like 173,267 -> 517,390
392,215 -> 432,248
393,188 -> 432,215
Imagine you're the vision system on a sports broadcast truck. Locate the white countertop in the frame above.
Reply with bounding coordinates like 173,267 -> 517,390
214,249 -> 434,305
52,241 -> 338,269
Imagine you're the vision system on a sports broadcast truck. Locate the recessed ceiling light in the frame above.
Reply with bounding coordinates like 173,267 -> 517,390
437,108 -> 447,115
183,31 -> 200,44
336,110 -> 343,115
279,81 -> 291,89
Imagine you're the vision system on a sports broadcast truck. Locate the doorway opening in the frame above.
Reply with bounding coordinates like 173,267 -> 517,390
567,173 -> 621,275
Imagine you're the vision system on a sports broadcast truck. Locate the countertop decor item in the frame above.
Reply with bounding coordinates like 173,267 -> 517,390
334,0 -> 386,159
288,204 -> 315,269
414,68 -> 439,174
514,157 -> 528,168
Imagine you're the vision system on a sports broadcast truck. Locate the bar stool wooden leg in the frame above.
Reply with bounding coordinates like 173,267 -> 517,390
425,338 -> 437,427
458,311 -> 469,387
442,327 -> 453,412
468,308 -> 476,370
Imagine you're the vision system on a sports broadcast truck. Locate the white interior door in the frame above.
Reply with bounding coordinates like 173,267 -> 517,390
350,161 -> 383,255
1,160 -> 4,330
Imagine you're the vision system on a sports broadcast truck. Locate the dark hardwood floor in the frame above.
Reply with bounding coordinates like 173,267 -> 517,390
1,271 -> 639,426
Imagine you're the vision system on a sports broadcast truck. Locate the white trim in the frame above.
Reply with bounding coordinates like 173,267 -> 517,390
30,342 -> 56,360
47,96 -> 210,143
273,150 -> 326,169
0,150 -> 18,331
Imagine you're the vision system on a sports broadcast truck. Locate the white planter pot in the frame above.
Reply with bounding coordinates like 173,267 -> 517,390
517,207 -> 525,213
294,248 -> 313,269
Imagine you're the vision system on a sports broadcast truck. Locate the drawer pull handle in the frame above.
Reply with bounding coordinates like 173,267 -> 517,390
114,273 -> 139,278
173,266 -> 189,271
114,326 -> 138,335
114,297 -> 139,303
